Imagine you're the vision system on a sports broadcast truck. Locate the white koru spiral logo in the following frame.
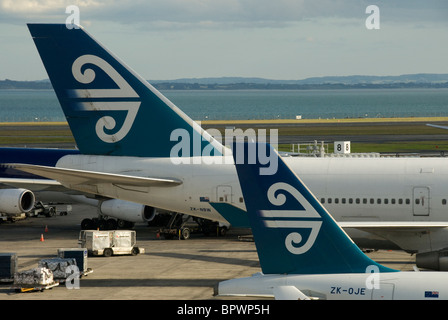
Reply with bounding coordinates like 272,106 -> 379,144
260,182 -> 322,255
68,54 -> 141,143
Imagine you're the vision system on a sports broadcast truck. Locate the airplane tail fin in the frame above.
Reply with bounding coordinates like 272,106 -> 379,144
232,142 -> 396,275
27,24 -> 222,158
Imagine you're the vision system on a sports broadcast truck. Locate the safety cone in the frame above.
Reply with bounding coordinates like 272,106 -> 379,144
45,225 -> 48,232
40,234 -> 45,242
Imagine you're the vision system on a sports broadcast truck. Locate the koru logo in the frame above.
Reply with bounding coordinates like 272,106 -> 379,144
260,182 -> 322,254
68,55 -> 141,143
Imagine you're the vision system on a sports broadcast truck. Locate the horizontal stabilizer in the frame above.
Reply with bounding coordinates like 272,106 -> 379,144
273,286 -> 311,300
209,202 -> 249,227
5,164 -> 182,188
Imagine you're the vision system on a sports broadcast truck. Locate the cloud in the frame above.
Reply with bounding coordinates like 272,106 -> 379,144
1,0 -> 446,29
1,0 -> 103,12
0,0 -> 104,24
1,0 -> 447,81
93,0 -> 364,26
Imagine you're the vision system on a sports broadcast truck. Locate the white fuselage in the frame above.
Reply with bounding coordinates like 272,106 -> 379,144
56,154 -> 448,253
217,271 -> 448,300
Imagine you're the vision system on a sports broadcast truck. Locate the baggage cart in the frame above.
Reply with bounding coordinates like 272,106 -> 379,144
0,253 -> 17,283
58,248 -> 93,275
38,258 -> 77,280
78,230 -> 144,257
12,267 -> 59,293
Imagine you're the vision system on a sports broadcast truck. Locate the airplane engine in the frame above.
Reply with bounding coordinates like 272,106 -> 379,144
416,250 -> 448,271
0,188 -> 35,214
100,199 -> 156,223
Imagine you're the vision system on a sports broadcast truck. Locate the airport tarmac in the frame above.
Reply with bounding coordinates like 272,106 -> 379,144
0,204 -> 417,301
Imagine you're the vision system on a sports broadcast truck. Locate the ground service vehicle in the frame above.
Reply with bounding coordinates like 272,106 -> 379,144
78,230 -> 144,257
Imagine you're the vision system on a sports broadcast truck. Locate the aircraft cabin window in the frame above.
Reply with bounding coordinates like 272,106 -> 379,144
239,197 -> 244,203
316,197 -> 407,206
443,199 -> 447,205
415,199 -> 420,205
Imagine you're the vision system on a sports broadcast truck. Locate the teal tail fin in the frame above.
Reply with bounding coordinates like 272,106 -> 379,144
232,142 -> 396,274
27,23 -> 222,158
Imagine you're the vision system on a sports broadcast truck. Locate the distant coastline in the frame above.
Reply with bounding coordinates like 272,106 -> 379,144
151,82 -> 448,90
2,74 -> 448,90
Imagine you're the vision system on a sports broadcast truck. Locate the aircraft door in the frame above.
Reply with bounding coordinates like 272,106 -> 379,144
413,187 -> 430,216
217,185 -> 232,203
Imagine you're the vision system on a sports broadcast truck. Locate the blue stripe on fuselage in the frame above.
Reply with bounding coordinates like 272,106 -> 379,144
0,148 -> 79,180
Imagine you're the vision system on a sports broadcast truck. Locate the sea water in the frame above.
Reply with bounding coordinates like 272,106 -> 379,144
0,88 -> 447,122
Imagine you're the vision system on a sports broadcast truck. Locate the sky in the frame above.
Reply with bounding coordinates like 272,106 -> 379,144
1,0 -> 447,81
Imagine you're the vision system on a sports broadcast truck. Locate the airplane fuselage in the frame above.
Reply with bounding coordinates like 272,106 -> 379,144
217,271 -> 448,300
54,154 -> 448,254
56,154 -> 448,222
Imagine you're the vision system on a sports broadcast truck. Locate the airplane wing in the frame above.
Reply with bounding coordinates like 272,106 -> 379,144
5,164 -> 183,189
0,177 -> 61,188
0,177 -> 75,194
